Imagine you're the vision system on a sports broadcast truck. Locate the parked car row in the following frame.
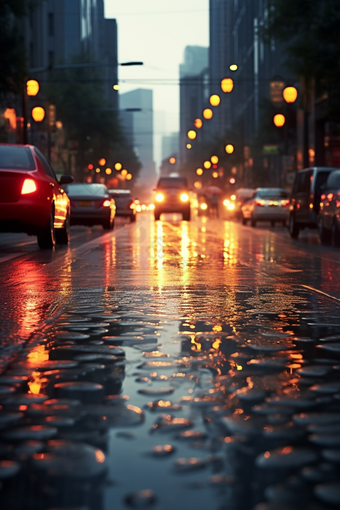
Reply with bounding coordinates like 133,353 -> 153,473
0,143 -> 136,249
229,166 -> 340,247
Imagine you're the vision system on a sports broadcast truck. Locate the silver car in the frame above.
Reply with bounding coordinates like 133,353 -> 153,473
241,188 -> 289,227
65,183 -> 116,230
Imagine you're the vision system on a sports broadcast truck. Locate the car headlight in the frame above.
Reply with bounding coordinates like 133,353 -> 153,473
227,203 -> 235,211
223,199 -> 230,207
155,193 -> 164,202
200,203 -> 208,210
180,193 -> 189,202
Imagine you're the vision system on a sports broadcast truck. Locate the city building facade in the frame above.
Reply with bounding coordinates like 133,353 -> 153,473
179,46 -> 209,164
119,89 -> 156,188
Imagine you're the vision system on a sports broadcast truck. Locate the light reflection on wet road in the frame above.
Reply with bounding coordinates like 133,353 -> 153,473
0,214 -> 340,510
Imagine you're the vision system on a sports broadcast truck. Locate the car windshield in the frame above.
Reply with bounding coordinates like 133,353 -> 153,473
257,189 -> 288,198
0,146 -> 35,170
65,183 -> 108,197
157,178 -> 188,189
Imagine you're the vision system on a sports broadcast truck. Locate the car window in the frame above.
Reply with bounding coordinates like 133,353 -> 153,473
0,145 -> 35,170
157,178 -> 188,189
296,171 -> 312,193
326,170 -> 340,190
34,149 -> 57,180
257,189 -> 288,198
65,183 -> 108,197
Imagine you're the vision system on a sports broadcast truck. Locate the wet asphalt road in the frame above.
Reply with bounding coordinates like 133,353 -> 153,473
0,213 -> 340,510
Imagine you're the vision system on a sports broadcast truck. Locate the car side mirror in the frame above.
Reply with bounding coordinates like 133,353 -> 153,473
59,175 -> 74,185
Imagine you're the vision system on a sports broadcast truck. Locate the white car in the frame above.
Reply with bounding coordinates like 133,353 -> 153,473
241,188 -> 289,227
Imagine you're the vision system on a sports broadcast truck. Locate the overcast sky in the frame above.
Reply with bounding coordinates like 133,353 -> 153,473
105,0 -> 209,169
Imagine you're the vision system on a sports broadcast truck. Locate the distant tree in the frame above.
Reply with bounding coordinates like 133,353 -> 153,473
45,56 -> 141,181
0,1 -> 40,97
260,0 -> 340,118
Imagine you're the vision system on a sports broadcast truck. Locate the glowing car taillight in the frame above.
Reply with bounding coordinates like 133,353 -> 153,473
281,199 -> 290,207
21,179 -> 37,195
103,199 -> 111,207
255,199 -> 265,206
180,193 -> 189,202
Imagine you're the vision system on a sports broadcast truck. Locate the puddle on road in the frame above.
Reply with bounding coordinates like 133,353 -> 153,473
0,285 -> 340,510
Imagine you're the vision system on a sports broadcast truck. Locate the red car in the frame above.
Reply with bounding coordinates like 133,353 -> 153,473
0,144 -> 73,248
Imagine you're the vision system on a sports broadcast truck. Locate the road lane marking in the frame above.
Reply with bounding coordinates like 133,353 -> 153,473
301,285 -> 340,304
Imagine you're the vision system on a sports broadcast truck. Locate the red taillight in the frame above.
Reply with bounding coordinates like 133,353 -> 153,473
321,194 -> 326,200
327,193 -> 334,201
21,179 -> 37,195
255,199 -> 265,206
281,199 -> 289,207
103,199 -> 111,207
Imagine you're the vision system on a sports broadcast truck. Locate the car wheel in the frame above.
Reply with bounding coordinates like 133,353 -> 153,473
241,215 -> 247,225
251,215 -> 256,228
154,212 -> 161,221
289,213 -> 299,239
55,212 -> 70,245
332,220 -> 340,247
183,210 -> 191,221
37,207 -> 56,249
103,216 -> 113,230
318,216 -> 331,245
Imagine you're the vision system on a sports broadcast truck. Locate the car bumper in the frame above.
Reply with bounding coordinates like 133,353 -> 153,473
70,207 -> 111,225
253,207 -> 289,221
0,199 -> 51,233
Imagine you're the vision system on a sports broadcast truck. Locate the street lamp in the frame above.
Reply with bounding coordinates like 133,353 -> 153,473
194,118 -> 203,129
203,108 -> 213,120
211,155 -> 219,164
221,78 -> 234,93
169,157 -> 176,165
196,168 -> 203,176
210,94 -> 221,107
26,80 -> 39,96
225,144 -> 234,154
283,86 -> 298,104
203,160 -> 212,169
32,106 -> 45,122
115,162 -> 122,171
229,64 -> 238,71
187,130 -> 197,140
273,114 -> 285,127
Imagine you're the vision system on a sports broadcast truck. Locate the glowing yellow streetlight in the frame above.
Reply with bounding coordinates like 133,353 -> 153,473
196,168 -> 203,176
126,173 -> 133,180
210,94 -> 221,107
194,118 -> 203,129
225,144 -> 234,154
211,155 -> 219,164
31,106 -> 45,122
187,130 -> 197,140
203,108 -> 213,120
95,167 -> 100,173
212,171 -> 219,179
105,168 -> 112,175
283,86 -> 298,104
98,158 -> 106,166
203,160 -> 212,169
221,78 -> 234,93
26,79 -> 40,96
229,64 -> 238,71
115,162 -> 122,171
194,181 -> 202,189
186,144 -> 192,149
113,84 -> 120,91
169,157 -> 176,164
273,114 -> 285,127
121,169 -> 128,177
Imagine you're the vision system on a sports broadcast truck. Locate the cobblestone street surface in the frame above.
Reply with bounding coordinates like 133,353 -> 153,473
1,215 -> 340,510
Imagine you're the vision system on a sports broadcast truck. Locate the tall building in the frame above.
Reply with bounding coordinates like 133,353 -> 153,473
209,0 -> 293,186
179,46 -> 209,163
162,132 -> 179,162
24,0 -> 118,107
119,89 -> 156,189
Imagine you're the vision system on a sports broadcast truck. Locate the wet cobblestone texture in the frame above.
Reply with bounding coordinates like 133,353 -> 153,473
1,217 -> 340,510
